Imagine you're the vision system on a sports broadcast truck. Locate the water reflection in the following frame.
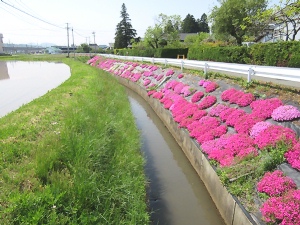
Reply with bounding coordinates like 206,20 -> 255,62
0,61 -> 9,80
0,61 -> 70,118
126,88 -> 225,225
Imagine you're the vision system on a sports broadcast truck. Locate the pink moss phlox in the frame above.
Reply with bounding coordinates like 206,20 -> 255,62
147,90 -> 156,96
219,107 -> 236,122
191,91 -> 204,103
250,98 -> 283,119
257,170 -> 296,197
187,116 -> 220,133
225,109 -> 246,127
236,147 -> 258,161
229,91 -> 245,104
192,110 -> 207,120
221,88 -> 255,107
131,73 -> 142,82
254,125 -> 298,150
143,79 -> 151,86
260,189 -> 300,224
198,79 -> 205,86
152,91 -> 164,100
202,81 -> 211,88
143,71 -> 153,77
88,56 -> 100,65
221,88 -> 238,101
285,142 -> 300,171
250,121 -> 272,139
271,105 -> 300,121
234,113 -> 264,134
165,80 -> 179,89
156,74 -> 164,81
181,86 -> 196,97
202,133 -> 255,167
205,82 -> 218,93
236,93 -> 255,107
178,74 -> 184,79
174,82 -> 186,94
208,104 -> 230,117
188,116 -> 221,140
198,95 -> 217,109
166,69 -> 174,76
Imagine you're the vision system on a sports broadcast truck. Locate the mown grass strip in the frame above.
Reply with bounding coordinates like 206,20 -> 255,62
0,56 -> 150,224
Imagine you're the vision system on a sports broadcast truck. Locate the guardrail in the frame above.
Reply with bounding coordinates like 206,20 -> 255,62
99,54 -> 300,84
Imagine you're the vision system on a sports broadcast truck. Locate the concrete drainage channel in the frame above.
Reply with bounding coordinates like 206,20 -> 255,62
126,88 -> 225,225
117,77 -> 257,225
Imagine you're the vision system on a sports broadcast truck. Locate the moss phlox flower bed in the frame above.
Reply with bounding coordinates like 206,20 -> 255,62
90,56 -> 300,224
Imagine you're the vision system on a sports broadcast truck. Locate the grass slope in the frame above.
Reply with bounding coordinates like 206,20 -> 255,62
0,56 -> 150,224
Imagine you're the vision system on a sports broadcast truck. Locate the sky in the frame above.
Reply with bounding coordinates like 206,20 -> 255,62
0,0 -> 281,46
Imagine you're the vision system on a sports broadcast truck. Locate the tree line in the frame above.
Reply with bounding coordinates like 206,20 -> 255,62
113,0 -> 300,49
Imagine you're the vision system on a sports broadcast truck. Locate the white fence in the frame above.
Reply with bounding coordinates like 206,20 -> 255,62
99,54 -> 300,84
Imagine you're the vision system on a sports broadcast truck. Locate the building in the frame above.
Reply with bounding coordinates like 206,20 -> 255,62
256,3 -> 300,43
89,43 -> 99,51
179,33 -> 198,42
0,33 -> 4,54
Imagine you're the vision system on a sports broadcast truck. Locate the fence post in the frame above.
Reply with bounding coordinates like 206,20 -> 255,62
165,59 -> 167,67
248,67 -> 254,83
152,58 -> 154,64
181,60 -> 184,71
204,63 -> 208,79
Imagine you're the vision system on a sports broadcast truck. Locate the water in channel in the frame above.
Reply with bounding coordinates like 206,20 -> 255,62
126,88 -> 225,225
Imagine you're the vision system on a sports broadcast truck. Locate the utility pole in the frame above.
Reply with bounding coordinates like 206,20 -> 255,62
92,31 -> 95,44
72,27 -> 75,58
92,31 -> 96,54
66,23 -> 70,57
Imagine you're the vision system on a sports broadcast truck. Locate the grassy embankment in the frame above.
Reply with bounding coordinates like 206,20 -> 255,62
0,55 -> 150,224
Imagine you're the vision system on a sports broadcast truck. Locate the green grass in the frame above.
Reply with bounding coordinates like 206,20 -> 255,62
0,55 -> 150,224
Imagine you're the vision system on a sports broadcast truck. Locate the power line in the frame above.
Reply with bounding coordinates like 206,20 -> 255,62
0,0 -> 64,29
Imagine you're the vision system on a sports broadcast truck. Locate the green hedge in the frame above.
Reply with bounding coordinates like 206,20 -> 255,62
188,45 -> 250,64
188,41 -> 300,68
115,42 -> 300,68
248,41 -> 300,67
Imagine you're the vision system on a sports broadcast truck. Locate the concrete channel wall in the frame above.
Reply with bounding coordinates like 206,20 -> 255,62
116,77 -> 257,225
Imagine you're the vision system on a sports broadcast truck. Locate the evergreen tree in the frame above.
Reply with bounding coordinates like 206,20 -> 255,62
182,14 -> 200,33
197,13 -> 210,33
114,3 -> 136,49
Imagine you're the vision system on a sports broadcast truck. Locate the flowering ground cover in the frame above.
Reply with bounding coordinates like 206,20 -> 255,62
89,56 -> 300,225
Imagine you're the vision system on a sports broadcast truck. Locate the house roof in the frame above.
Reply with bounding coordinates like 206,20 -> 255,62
179,33 -> 198,41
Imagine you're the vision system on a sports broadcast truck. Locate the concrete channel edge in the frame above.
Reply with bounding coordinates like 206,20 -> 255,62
116,76 -> 258,225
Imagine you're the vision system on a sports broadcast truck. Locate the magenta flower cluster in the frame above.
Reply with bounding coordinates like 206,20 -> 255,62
181,86 -> 196,97
198,95 -> 217,109
166,69 -> 174,76
254,124 -> 298,150
143,79 -> 151,86
250,98 -> 283,119
221,88 -> 255,107
178,74 -> 184,79
208,104 -> 230,117
201,133 -> 257,167
191,91 -> 204,103
198,79 -> 218,92
258,171 -> 300,225
249,121 -> 272,139
257,170 -> 296,196
260,190 -> 300,225
285,142 -> 300,171
271,105 -> 300,121
186,116 -> 227,144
